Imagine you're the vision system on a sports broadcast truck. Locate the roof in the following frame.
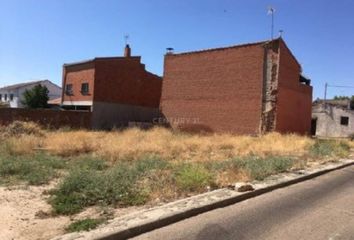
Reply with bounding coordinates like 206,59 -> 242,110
167,39 -> 271,57
313,99 -> 351,108
48,97 -> 62,105
63,56 -> 141,67
0,80 -> 50,91
166,37 -> 302,69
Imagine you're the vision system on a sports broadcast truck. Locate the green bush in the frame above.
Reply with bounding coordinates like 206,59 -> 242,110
50,157 -> 165,214
66,218 -> 104,232
71,155 -> 108,171
310,140 -> 350,158
175,164 -> 215,192
135,154 -> 169,174
231,155 -> 294,181
0,154 -> 65,185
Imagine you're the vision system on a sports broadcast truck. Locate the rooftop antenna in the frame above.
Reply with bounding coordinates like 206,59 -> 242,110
279,30 -> 284,38
166,47 -> 174,54
267,6 -> 276,40
124,35 -> 129,45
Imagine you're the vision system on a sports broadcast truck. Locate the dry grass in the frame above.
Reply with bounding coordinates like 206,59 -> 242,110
2,135 -> 44,155
1,122 -> 352,216
1,124 -> 350,164
347,140 -> 354,149
41,128 -> 314,162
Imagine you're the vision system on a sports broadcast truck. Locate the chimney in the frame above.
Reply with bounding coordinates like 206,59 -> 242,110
124,44 -> 131,57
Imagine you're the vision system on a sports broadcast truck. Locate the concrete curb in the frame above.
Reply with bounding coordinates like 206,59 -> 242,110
52,159 -> 354,240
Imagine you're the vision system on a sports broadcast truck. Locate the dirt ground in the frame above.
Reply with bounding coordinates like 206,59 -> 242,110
0,183 -> 69,240
0,182 -> 144,240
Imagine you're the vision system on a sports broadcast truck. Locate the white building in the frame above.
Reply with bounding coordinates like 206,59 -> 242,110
0,80 -> 62,108
312,99 -> 354,138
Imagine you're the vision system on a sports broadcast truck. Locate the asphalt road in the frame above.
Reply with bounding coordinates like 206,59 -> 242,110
131,165 -> 354,240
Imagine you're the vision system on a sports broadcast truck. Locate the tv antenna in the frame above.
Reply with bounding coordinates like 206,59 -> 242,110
166,47 -> 174,54
267,6 -> 276,40
124,35 -> 129,45
279,30 -> 284,37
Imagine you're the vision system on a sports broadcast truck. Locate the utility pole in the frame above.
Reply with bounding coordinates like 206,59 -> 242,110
324,82 -> 328,109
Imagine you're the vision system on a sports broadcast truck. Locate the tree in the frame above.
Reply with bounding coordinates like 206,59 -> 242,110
333,95 -> 350,100
21,84 -> 49,109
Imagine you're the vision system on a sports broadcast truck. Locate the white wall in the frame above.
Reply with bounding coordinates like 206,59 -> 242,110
0,80 -> 62,108
312,104 -> 354,138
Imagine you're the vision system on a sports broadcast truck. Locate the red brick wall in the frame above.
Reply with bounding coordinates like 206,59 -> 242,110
161,44 -> 265,134
0,108 -> 91,129
94,58 -> 162,108
62,62 -> 95,102
275,40 -> 313,134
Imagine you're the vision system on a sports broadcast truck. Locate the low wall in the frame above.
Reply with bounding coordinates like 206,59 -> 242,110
91,101 -> 160,129
0,108 -> 91,129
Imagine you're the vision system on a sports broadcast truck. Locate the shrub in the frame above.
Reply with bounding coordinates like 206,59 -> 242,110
231,155 -> 294,181
135,154 -> 169,174
0,154 -> 65,185
71,155 -> 108,171
50,163 -> 148,215
66,218 -> 104,232
175,164 -> 215,192
349,133 -> 354,141
0,121 -> 44,137
309,140 -> 350,158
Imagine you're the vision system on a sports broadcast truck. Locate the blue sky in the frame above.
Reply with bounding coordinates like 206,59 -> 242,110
1,0 -> 353,99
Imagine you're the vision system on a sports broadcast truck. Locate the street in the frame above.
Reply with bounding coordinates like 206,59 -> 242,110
131,165 -> 354,240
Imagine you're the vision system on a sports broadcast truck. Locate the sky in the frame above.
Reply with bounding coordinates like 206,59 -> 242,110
0,0 -> 354,99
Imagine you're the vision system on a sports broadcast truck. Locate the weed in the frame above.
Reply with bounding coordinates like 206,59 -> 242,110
65,218 -> 104,232
231,155 -> 294,181
175,164 -> 215,192
71,155 -> 108,171
50,163 -> 148,215
349,133 -> 354,141
309,140 -> 350,158
135,154 -> 169,173
0,153 -> 65,185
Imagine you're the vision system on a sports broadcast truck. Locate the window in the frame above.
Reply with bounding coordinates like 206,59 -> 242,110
340,116 -> 349,126
0,94 -> 2,101
9,94 -> 14,101
65,84 -> 73,95
4,94 -> 7,101
81,83 -> 89,94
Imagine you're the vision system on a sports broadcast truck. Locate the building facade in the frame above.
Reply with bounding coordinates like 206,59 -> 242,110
0,80 -> 62,108
161,38 -> 312,135
312,99 -> 354,138
61,45 -> 162,129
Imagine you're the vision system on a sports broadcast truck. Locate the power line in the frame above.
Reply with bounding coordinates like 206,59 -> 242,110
324,82 -> 353,108
326,84 -> 354,89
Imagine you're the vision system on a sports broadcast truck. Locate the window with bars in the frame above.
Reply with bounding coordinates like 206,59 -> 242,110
81,83 -> 89,94
340,116 -> 349,126
65,84 -> 73,95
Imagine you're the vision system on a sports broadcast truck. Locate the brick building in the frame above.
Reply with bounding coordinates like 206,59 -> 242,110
62,45 -> 162,129
161,38 -> 312,135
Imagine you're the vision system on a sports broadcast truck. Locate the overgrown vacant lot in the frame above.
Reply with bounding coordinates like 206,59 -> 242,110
0,121 -> 352,238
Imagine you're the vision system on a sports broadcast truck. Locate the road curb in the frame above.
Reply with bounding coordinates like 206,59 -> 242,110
52,159 -> 354,240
